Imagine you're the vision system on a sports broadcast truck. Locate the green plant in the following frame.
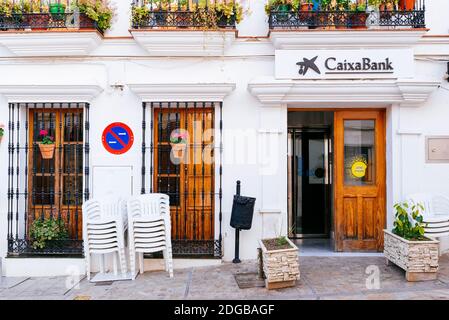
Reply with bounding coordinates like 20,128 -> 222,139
29,217 -> 69,249
392,201 -> 427,241
170,130 -> 187,144
276,236 -> 289,247
132,5 -> 150,26
0,0 -> 22,17
265,0 -> 300,15
38,129 -> 54,145
76,0 -> 114,32
0,125 -> 4,137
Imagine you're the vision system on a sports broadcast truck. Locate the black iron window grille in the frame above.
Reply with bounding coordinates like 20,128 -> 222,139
131,0 -> 239,29
0,0 -> 102,33
268,0 -> 425,29
142,102 -> 223,257
7,102 -> 90,256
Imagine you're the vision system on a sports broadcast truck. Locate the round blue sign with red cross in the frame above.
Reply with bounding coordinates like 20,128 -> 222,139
102,122 -> 134,155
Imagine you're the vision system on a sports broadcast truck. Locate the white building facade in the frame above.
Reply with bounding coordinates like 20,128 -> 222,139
1,0 -> 449,277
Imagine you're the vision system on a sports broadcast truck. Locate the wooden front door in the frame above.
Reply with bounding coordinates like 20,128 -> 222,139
153,104 -> 215,255
334,110 -> 386,252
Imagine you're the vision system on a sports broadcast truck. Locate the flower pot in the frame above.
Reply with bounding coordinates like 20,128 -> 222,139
49,3 -> 66,21
399,0 -> 415,10
171,143 -> 186,159
259,237 -> 300,290
384,230 -> 439,282
38,143 -> 55,160
275,4 -> 292,23
301,3 -> 313,11
349,12 -> 368,29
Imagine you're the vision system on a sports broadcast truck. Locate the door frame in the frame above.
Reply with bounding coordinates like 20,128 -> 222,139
287,108 -> 387,252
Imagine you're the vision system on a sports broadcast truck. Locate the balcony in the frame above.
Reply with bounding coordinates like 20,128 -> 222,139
0,0 -> 112,56
131,0 -> 242,56
267,0 -> 426,30
131,0 -> 241,29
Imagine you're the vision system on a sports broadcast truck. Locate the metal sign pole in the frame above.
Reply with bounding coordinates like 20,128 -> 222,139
233,181 -> 241,264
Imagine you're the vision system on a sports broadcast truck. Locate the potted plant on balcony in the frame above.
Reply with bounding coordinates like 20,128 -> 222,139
300,0 -> 313,11
22,0 -> 50,30
29,217 -> 69,250
132,4 -> 150,28
348,1 -> 368,29
76,0 -> 114,32
170,130 -> 187,160
38,129 -> 55,160
384,201 -> 440,282
49,1 -> 66,21
379,0 -> 398,19
265,0 -> 298,23
259,235 -> 300,290
0,124 -> 4,144
216,0 -> 243,28
0,0 -> 23,30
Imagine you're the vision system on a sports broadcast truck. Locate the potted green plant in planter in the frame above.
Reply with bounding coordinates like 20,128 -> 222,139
49,1 -> 66,21
348,1 -> 368,29
265,0 -> 298,23
259,235 -> 300,290
29,217 -> 69,250
76,0 -> 114,33
216,0 -> 243,28
37,129 -> 55,159
384,201 -> 440,282
0,124 -> 4,144
0,0 -> 24,30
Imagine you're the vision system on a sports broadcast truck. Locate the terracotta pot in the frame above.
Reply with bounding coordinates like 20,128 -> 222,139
400,0 -> 415,10
171,143 -> 186,159
349,12 -> 368,29
39,143 -> 55,159
301,3 -> 313,11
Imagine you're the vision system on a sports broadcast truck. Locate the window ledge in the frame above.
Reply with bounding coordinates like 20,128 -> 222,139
270,29 -> 428,50
0,31 -> 102,56
130,30 -> 236,56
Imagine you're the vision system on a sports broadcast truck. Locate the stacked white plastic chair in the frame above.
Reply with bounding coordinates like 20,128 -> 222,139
407,193 -> 449,239
127,194 -> 173,279
82,196 -> 128,281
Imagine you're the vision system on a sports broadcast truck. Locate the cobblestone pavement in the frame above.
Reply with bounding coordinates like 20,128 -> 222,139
1,254 -> 449,300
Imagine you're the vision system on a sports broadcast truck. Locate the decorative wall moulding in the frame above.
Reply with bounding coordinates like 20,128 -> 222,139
128,83 -> 236,102
0,31 -> 103,57
270,30 -> 428,50
0,84 -> 104,103
130,30 -> 236,56
248,77 -> 440,108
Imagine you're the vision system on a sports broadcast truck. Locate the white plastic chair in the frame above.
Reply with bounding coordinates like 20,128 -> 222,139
127,194 -> 173,279
407,193 -> 449,238
82,196 -> 128,281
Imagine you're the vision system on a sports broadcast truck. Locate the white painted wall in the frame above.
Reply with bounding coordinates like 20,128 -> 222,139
0,0 -> 449,276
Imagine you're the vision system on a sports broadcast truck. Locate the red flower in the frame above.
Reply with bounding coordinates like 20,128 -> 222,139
39,129 -> 48,136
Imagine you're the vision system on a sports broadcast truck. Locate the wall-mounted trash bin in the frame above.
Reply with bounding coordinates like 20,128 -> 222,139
230,195 -> 256,230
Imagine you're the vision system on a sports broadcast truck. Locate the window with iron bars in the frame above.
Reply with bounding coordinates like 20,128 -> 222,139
7,102 -> 90,256
142,102 -> 223,257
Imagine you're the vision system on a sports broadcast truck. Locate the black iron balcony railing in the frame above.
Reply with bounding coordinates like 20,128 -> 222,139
0,12 -> 100,31
0,0 -> 105,33
268,0 -> 425,30
131,0 -> 240,29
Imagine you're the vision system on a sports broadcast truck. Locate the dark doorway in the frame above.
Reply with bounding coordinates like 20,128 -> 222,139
288,112 -> 333,239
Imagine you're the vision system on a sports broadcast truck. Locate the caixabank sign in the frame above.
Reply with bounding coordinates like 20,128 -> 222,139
275,49 -> 414,80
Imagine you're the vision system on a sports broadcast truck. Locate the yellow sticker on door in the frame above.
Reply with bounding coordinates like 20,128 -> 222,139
351,159 -> 368,178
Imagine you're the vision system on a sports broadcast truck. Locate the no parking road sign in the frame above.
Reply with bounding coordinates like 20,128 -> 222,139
102,122 -> 134,155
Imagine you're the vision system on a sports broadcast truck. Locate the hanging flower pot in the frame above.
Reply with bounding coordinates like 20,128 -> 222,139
38,143 -> 56,159
170,130 -> 188,160
171,143 -> 187,159
38,129 -> 55,159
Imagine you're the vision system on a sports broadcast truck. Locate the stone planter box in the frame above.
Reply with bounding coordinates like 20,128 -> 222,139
259,237 -> 300,290
384,230 -> 439,282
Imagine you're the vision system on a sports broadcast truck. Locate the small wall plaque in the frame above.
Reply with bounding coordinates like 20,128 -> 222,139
426,136 -> 449,163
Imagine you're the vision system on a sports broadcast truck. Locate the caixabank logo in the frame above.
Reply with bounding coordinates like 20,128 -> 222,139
296,55 -> 395,76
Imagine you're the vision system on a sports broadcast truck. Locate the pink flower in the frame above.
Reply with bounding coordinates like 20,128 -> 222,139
39,129 -> 48,136
49,136 -> 54,141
